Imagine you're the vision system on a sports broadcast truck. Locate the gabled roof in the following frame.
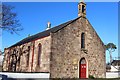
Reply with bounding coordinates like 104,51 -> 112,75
9,17 -> 81,48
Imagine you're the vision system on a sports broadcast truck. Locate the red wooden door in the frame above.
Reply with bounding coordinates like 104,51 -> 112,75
80,58 -> 86,78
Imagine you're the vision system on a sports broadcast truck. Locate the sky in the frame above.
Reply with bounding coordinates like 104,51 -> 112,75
1,2 -> 118,63
1,0 -> 120,2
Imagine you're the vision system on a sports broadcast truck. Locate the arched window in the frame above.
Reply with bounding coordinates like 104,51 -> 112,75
27,46 -> 30,66
81,33 -> 85,48
7,52 -> 9,63
10,50 -> 17,72
37,43 -> 41,66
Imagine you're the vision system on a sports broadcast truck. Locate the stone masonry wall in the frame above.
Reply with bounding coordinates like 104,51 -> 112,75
50,17 -> 106,78
32,36 -> 51,72
3,49 -> 9,71
3,36 -> 51,73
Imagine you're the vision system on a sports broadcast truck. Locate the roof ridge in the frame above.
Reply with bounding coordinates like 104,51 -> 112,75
8,17 -> 81,48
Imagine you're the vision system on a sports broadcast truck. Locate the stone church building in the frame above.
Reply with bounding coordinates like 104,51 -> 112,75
2,1 -> 106,78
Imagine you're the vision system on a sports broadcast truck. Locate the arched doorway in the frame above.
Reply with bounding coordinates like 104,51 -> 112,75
79,58 -> 86,78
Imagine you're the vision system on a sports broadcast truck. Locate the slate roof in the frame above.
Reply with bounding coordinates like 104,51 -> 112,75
9,17 -> 81,48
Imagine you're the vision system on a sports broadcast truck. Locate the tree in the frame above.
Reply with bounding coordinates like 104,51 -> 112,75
8,45 -> 29,72
105,43 -> 117,64
0,4 -> 22,34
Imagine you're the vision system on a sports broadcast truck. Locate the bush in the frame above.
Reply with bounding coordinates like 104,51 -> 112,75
89,75 -> 95,79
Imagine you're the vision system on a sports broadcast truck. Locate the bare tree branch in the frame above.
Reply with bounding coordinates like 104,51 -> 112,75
1,4 -> 23,34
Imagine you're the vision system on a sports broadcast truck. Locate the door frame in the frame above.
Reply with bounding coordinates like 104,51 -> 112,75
78,57 -> 88,78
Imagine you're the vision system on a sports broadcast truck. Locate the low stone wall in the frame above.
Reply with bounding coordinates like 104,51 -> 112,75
106,72 -> 120,78
0,72 -> 50,78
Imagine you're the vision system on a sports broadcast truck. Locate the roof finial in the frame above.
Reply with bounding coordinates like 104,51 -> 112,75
46,21 -> 51,30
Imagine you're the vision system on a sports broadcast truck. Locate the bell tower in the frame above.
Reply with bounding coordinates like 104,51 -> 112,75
78,0 -> 86,17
